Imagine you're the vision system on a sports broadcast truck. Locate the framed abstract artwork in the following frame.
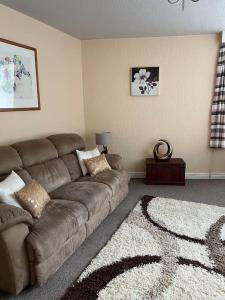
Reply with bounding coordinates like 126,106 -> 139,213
0,38 -> 40,111
131,67 -> 159,96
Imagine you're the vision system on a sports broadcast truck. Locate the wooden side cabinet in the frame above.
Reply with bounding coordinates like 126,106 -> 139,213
146,158 -> 186,185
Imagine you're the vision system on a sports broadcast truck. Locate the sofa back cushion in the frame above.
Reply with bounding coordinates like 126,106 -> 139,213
61,154 -> 82,181
0,146 -> 22,176
48,134 -> 85,156
0,134 -> 85,193
48,134 -> 85,181
12,139 -> 58,168
16,170 -> 32,184
27,158 -> 71,193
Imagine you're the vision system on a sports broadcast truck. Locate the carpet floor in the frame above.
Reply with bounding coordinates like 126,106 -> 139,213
64,195 -> 225,299
1,179 -> 225,300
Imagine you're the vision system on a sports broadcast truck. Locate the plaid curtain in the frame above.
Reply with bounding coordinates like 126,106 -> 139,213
210,43 -> 225,148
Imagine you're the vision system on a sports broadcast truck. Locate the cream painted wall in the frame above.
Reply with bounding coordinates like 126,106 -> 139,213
0,4 -> 223,174
0,5 -> 85,145
82,35 -> 225,173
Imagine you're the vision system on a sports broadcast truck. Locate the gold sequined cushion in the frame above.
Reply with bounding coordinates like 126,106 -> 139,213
84,154 -> 111,176
15,180 -> 50,218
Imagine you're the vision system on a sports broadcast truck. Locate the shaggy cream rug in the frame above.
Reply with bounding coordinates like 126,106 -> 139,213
63,196 -> 225,300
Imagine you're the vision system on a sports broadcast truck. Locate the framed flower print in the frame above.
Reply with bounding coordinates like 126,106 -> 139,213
131,67 -> 159,96
0,38 -> 40,111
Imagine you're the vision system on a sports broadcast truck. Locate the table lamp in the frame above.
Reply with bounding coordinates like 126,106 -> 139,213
96,132 -> 112,154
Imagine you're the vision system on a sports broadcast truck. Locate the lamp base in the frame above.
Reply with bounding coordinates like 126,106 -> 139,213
101,146 -> 108,154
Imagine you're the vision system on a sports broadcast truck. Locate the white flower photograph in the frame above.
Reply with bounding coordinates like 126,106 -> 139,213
131,67 -> 159,96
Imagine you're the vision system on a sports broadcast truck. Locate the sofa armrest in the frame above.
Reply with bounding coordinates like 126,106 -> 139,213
0,205 -> 33,295
105,154 -> 124,171
0,204 -> 33,233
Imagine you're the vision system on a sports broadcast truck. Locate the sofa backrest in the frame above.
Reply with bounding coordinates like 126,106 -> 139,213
0,134 -> 85,193
48,134 -> 85,182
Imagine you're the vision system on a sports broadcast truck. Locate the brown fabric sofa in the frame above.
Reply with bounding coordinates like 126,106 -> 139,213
0,134 -> 129,295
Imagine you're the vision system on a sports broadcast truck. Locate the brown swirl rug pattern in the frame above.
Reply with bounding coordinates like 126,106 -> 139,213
62,196 -> 225,300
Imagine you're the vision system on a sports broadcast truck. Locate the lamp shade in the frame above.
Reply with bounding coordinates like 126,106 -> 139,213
96,132 -> 112,146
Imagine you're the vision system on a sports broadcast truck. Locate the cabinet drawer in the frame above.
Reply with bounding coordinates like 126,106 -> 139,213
152,165 -> 177,180
146,163 -> 185,185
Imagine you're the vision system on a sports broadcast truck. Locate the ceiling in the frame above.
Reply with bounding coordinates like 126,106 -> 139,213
0,0 -> 225,40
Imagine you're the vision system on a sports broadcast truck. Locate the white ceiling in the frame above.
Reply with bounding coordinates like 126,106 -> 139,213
0,0 -> 225,40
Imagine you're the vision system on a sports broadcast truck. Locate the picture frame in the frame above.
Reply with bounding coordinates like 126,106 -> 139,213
0,38 -> 40,112
131,67 -> 160,96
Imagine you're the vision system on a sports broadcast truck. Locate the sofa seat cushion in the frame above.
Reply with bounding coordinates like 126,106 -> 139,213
27,199 -> 88,263
50,181 -> 111,219
78,169 -> 129,196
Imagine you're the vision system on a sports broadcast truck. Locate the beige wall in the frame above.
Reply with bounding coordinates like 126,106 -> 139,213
0,4 -> 223,174
0,5 -> 85,145
82,35 -> 225,174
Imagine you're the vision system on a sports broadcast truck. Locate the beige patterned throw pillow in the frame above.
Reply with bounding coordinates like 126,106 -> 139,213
84,154 -> 111,176
15,180 -> 50,218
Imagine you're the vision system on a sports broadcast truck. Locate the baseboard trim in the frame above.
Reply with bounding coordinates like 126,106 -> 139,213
129,172 -> 146,179
129,172 -> 225,180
